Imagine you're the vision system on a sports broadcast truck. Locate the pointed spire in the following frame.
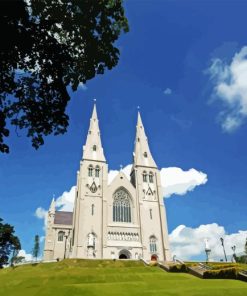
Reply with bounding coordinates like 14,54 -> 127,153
82,103 -> 106,162
133,111 -> 157,168
49,197 -> 56,214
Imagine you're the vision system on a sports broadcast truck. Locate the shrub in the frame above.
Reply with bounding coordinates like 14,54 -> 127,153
236,255 -> 247,264
149,261 -> 158,267
208,263 -> 237,270
169,264 -> 188,273
203,267 -> 237,279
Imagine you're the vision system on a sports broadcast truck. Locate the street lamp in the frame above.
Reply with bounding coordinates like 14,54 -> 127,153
204,239 -> 211,264
64,234 -> 68,259
231,245 -> 236,262
231,245 -> 236,254
220,237 -> 227,262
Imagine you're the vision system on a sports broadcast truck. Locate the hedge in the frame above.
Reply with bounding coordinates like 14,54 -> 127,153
169,264 -> 188,272
203,267 -> 237,279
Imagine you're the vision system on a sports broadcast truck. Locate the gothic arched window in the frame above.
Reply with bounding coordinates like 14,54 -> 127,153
149,236 -> 157,253
113,188 -> 131,223
93,145 -> 97,151
58,231 -> 65,242
88,165 -> 93,177
149,172 -> 154,183
143,171 -> 147,182
144,152 -> 148,158
95,166 -> 100,178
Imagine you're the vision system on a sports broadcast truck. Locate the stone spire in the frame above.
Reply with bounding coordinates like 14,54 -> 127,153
133,111 -> 157,168
82,103 -> 106,162
49,197 -> 56,214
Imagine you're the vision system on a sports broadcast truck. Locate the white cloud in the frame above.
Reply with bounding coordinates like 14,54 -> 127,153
108,164 -> 132,185
35,187 -> 76,229
163,88 -> 172,95
35,207 -> 48,229
169,223 -> 247,261
18,249 -> 33,262
161,167 -> 208,198
35,207 -> 47,219
208,46 -> 247,132
56,186 -> 76,211
78,82 -> 87,90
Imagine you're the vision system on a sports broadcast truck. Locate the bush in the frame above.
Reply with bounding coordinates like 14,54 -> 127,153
236,255 -> 247,264
203,267 -> 237,279
149,261 -> 158,267
208,263 -> 237,270
169,264 -> 188,273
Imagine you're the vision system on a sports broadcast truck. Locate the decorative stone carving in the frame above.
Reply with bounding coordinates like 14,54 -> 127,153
107,231 -> 139,241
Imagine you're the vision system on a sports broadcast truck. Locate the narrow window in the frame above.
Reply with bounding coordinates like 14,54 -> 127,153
91,204 -> 95,216
93,145 -> 97,151
149,172 -> 153,183
58,231 -> 65,242
149,236 -> 157,253
95,166 -> 100,178
143,171 -> 147,182
88,165 -> 93,177
144,152 -> 148,158
149,209 -> 153,219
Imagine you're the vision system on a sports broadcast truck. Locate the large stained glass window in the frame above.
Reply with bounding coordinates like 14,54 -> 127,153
113,189 -> 131,223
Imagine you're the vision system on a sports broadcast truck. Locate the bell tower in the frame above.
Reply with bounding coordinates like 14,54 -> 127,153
131,112 -> 171,261
72,103 -> 108,258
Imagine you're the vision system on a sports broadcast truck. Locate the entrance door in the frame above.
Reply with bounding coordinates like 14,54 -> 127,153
119,254 -> 127,259
151,254 -> 158,261
119,249 -> 131,259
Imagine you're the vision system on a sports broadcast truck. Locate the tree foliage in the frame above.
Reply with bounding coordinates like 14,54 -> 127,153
0,218 -> 21,268
32,235 -> 40,261
0,0 -> 129,153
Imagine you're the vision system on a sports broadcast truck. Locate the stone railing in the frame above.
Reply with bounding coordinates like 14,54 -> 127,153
107,231 -> 139,241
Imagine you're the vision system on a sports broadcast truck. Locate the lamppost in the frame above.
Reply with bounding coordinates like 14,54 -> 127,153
231,245 -> 236,255
220,237 -> 227,262
231,245 -> 236,262
204,238 -> 211,264
64,234 -> 68,259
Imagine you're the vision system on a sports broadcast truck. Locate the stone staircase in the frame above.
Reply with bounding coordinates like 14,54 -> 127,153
187,263 -> 213,278
238,270 -> 247,282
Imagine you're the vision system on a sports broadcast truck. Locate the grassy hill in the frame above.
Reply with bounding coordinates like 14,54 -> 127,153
0,259 -> 247,296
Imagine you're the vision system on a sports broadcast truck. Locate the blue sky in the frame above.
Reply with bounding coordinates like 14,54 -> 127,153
1,0 -> 247,261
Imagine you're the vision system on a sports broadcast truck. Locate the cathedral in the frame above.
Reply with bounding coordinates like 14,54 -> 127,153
43,104 -> 171,262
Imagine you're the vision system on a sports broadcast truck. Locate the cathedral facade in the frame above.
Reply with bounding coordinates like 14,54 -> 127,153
43,105 -> 171,262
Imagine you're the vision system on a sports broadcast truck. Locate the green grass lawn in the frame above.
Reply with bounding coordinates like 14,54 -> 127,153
0,259 -> 247,296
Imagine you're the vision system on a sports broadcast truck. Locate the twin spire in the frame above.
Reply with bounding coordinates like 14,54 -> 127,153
82,103 -> 157,168
82,104 -> 106,162
133,112 -> 157,168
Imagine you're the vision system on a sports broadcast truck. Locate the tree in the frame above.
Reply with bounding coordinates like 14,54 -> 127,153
32,235 -> 40,261
10,255 -> 25,266
0,0 -> 129,153
0,218 -> 21,268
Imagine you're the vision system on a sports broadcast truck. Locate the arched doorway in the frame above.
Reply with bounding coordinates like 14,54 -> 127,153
119,249 -> 131,259
119,253 -> 127,259
151,254 -> 158,261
